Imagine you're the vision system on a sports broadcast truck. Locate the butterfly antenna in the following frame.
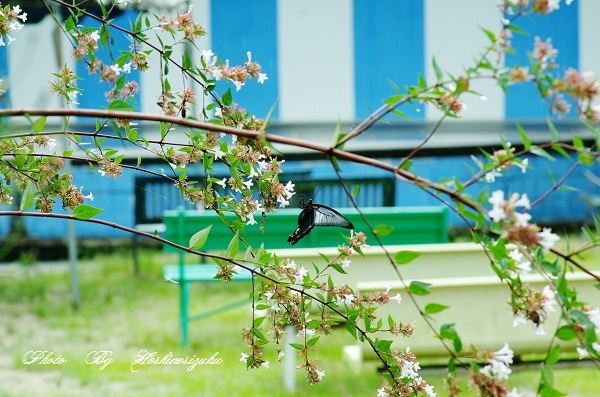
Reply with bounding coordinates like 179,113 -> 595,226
312,186 -> 322,200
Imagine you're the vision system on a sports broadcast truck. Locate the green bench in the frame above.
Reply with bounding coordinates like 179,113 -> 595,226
162,206 -> 449,347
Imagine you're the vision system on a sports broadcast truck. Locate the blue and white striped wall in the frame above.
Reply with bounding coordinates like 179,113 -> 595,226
2,0 -> 598,123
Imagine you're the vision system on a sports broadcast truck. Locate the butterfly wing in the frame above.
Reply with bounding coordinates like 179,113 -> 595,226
312,204 -> 354,229
287,202 -> 354,245
287,206 -> 316,245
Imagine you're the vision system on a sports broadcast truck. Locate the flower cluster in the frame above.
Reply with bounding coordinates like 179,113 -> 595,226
376,348 -> 436,397
0,4 -> 26,46
576,306 -> 600,359
159,5 -> 206,41
488,190 -> 560,250
484,143 -> 528,183
202,50 -> 268,91
470,343 -> 515,397
50,65 -> 81,105
512,285 -> 556,335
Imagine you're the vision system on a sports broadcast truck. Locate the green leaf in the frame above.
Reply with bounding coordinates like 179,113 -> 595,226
394,251 -> 421,265
222,88 -> 232,106
226,233 -> 239,257
432,57 -> 443,81
556,325 -> 577,341
479,26 -> 496,43
352,185 -> 360,196
189,225 -> 212,249
73,204 -> 104,220
31,116 -> 47,133
425,303 -> 449,314
306,336 -> 320,347
20,183 -> 34,211
547,117 -> 559,141
345,319 -> 358,340
289,343 -> 305,350
107,100 -> 135,112
408,280 -> 431,295
531,146 -> 555,162
546,345 -> 561,366
517,123 -> 531,149
374,224 -> 394,237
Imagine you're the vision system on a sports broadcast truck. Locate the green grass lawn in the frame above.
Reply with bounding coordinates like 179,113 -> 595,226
0,246 -> 598,396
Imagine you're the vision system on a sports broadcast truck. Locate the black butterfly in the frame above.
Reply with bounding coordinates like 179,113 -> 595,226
287,199 -> 354,245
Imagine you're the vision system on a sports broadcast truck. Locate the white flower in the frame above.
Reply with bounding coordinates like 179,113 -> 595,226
538,227 -> 560,250
110,64 -> 122,75
258,73 -> 268,84
316,369 -> 325,381
215,178 -> 227,189
577,346 -> 589,359
270,302 -> 280,312
233,80 -> 244,91
240,352 -> 249,362
514,212 -> 532,227
377,388 -> 388,397
211,145 -> 226,160
586,308 -> 600,330
297,326 -> 315,338
507,387 -> 522,397
424,384 -> 436,397
283,259 -> 296,269
243,178 -> 253,190
481,359 -> 512,380
540,286 -> 556,318
264,291 -> 273,301
400,360 -> 420,379
512,193 -> 531,209
201,49 -> 215,63
340,259 -> 351,269
509,249 -> 523,262
494,343 -> 514,366
84,191 -> 94,201
257,160 -> 268,172
278,351 -> 285,359
390,293 -> 402,304
262,360 -> 270,370
516,260 -> 532,274
47,139 -> 58,151
90,30 -> 100,42
246,213 -> 257,226
513,313 -> 527,327
122,62 -> 132,74
98,169 -> 107,177
516,158 -> 529,173
488,190 -> 506,222
294,266 -> 308,284
342,294 -> 354,305
533,323 -> 546,336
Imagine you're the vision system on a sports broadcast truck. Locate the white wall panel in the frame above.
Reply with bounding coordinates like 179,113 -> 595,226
579,0 -> 600,107
141,0 -> 211,116
9,16 -> 71,111
277,0 -> 354,122
425,0 -> 504,121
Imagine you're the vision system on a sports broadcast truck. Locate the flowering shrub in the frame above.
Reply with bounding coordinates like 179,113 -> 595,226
0,1 -> 598,396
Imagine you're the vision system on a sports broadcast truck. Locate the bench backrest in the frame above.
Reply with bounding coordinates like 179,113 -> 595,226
135,175 -> 396,225
162,206 -> 449,253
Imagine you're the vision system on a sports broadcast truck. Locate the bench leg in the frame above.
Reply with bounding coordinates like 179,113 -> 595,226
180,280 -> 190,347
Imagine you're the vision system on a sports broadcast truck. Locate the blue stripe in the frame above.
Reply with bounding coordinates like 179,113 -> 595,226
353,0 -> 425,120
76,10 -> 141,110
210,0 -> 279,119
505,4 -> 579,119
